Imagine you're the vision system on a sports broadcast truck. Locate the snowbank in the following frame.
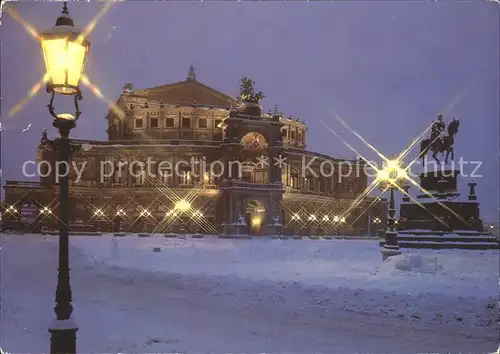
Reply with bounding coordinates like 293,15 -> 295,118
2,234 -> 498,353
378,253 -> 445,275
71,235 -> 499,298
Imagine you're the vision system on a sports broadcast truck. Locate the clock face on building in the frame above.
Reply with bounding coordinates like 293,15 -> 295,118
241,132 -> 268,150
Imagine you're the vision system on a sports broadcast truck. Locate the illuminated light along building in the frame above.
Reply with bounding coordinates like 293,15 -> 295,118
2,68 -> 386,235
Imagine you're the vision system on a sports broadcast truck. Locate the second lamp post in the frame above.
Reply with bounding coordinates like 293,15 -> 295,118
378,158 -> 407,261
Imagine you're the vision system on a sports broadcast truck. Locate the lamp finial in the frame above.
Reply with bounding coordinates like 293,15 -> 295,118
62,1 -> 69,14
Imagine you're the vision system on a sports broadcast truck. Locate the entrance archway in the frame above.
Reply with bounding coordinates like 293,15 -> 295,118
246,200 -> 266,235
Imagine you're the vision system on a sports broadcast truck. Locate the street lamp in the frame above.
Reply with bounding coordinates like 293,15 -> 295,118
377,157 -> 407,261
116,209 -> 126,233
94,209 -> 105,232
41,2 -> 89,353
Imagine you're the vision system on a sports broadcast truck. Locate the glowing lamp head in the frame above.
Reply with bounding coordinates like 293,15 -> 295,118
175,200 -> 191,211
40,3 -> 89,95
378,158 -> 407,188
57,113 -> 76,121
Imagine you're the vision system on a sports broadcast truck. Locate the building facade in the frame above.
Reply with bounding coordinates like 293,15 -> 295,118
2,69 -> 386,235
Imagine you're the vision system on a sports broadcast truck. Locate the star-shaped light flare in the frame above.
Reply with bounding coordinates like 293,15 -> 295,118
4,2 -> 120,122
321,109 -> 468,227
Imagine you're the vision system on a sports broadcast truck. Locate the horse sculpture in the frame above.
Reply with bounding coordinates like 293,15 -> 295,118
419,119 -> 460,164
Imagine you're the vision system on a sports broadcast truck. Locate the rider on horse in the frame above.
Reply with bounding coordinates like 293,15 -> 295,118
420,113 -> 459,164
430,114 -> 445,147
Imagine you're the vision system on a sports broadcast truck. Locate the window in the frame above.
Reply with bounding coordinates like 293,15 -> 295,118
198,118 -> 207,128
114,161 -> 124,183
182,118 -> 190,128
181,170 -> 191,185
159,164 -> 172,186
298,133 -> 302,142
214,119 -> 222,128
150,117 -> 159,128
291,169 -> 299,189
165,118 -> 174,128
135,118 -> 144,128
291,130 -> 296,139
282,129 -> 288,138
132,164 -> 145,184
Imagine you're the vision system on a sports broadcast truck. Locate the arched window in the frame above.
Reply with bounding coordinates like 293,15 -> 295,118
281,164 -> 289,186
303,171 -> 315,191
158,161 -> 172,186
131,162 -> 145,185
179,164 -> 192,186
290,168 -> 299,189
241,132 -> 268,150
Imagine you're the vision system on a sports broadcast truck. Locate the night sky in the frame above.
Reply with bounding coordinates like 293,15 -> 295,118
1,1 -> 499,221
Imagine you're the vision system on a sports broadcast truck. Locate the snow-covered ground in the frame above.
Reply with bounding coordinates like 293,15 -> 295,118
2,234 -> 499,353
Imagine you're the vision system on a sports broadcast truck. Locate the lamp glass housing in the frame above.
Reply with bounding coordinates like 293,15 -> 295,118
41,30 -> 89,95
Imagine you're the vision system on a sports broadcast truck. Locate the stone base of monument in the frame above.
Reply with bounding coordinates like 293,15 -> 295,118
380,230 -> 499,250
395,168 -> 499,250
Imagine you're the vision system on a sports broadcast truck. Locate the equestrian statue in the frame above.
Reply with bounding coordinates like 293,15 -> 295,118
419,113 -> 460,164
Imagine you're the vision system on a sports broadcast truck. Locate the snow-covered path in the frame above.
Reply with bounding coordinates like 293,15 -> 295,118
2,235 -> 498,353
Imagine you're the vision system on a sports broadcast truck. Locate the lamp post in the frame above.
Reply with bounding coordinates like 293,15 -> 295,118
368,216 -> 382,237
378,157 -> 407,261
116,209 -> 126,233
94,209 -> 105,233
40,3 -> 89,353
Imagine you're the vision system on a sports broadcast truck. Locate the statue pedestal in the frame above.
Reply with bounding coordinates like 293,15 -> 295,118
400,168 -> 484,232
418,169 -> 459,197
